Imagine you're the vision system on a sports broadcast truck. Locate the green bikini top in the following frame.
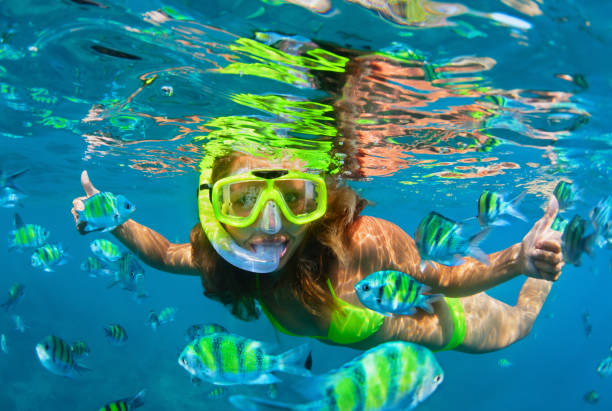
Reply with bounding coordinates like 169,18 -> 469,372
255,276 -> 466,350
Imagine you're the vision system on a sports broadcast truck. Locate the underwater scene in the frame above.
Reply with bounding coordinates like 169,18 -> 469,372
0,0 -> 611,409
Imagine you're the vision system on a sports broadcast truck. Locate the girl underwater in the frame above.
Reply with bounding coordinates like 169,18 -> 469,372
71,151 -> 563,354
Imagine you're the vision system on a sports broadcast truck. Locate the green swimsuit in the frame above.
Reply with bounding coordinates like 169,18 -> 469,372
256,276 -> 466,351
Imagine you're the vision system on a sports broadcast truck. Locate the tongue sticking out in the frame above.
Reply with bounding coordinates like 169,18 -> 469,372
253,243 -> 283,263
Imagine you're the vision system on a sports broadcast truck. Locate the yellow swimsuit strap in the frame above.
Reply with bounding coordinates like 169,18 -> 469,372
255,276 -> 466,349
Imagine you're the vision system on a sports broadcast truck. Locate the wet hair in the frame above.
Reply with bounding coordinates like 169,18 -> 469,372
190,153 -> 368,321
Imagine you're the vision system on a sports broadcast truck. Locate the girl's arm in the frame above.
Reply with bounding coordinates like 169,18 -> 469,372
72,170 -> 200,276
352,197 -> 563,297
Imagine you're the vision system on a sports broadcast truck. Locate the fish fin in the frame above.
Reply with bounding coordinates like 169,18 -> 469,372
229,394 -> 298,411
275,343 -> 312,377
585,234 -> 597,257
6,169 -> 29,185
251,374 -> 282,385
419,260 -> 427,273
78,222 -> 105,234
509,190 -> 527,208
504,205 -> 527,222
490,219 -> 510,226
467,227 -> 491,265
13,213 -> 24,228
43,267 -> 54,273
461,216 -> 478,224
74,362 -> 92,374
191,376 -> 202,386
596,234 -> 608,249
128,389 -> 146,409
106,280 -> 120,289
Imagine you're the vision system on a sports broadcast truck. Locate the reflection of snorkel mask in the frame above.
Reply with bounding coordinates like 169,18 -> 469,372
198,168 -> 327,273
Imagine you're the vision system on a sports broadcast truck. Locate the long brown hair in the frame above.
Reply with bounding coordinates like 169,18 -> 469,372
190,154 -> 368,321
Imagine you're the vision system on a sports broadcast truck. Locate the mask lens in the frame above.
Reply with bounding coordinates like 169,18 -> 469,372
275,179 -> 320,217
219,180 -> 266,218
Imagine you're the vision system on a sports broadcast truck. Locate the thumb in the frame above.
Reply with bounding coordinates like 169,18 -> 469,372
539,195 -> 559,231
81,170 -> 100,197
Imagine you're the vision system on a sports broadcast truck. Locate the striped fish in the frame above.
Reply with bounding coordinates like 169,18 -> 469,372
0,169 -> 28,208
70,340 -> 91,358
230,341 -> 444,411
98,389 -> 145,411
81,256 -> 114,278
8,213 -> 50,251
158,306 -> 178,325
1,283 -> 24,311
415,211 -> 490,272
476,190 -> 526,227
551,215 -> 569,232
185,323 -> 228,341
106,253 -> 145,296
36,335 -> 90,378
91,239 -> 124,262
76,191 -> 135,234
355,270 -> 443,316
561,215 -> 596,266
104,324 -> 128,346
31,243 -> 68,272
553,181 -> 578,210
178,332 -> 311,386
589,195 -> 612,247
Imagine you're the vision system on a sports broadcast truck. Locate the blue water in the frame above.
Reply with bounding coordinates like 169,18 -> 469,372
0,0 -> 611,409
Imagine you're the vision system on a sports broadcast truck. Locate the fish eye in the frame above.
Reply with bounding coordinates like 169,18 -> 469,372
125,203 -> 131,209
361,284 -> 370,292
181,358 -> 187,365
44,343 -> 49,350
434,375 -> 442,383
130,271 -> 135,278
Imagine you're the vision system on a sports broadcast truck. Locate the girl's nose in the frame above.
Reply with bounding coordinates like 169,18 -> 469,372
259,201 -> 282,234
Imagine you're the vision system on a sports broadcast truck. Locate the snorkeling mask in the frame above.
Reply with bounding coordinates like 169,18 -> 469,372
198,169 -> 327,273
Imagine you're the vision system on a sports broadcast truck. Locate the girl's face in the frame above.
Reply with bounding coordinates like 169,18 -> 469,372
220,156 -> 312,271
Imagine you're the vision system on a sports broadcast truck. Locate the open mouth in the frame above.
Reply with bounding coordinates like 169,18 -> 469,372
249,235 -> 289,258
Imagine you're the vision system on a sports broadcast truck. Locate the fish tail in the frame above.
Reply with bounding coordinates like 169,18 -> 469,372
584,233 -> 597,256
74,362 -> 92,375
5,169 -> 29,190
504,195 -> 527,221
274,343 -> 312,377
128,389 -> 146,409
467,227 -> 491,265
229,394 -> 305,411
419,293 -> 445,314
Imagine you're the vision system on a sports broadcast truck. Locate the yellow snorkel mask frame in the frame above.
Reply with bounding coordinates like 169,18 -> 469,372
197,168 -> 326,273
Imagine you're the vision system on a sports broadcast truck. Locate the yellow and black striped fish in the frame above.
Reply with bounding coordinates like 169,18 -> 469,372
104,324 -> 128,346
98,389 -> 145,411
36,335 -> 90,378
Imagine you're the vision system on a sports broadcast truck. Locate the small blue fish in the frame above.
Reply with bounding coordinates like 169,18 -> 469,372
584,390 -> 599,404
1,334 -> 7,354
36,335 -> 90,378
355,270 -> 443,316
147,310 -> 160,331
76,191 -> 135,234
178,332 -> 311,386
158,306 -> 178,325
31,243 -> 68,272
106,252 -> 146,296
597,356 -> 612,377
477,190 -> 526,227
90,239 -> 124,262
553,180 -> 579,210
11,315 -> 28,333
589,195 -> 612,248
1,283 -> 25,310
185,323 -> 228,342
80,256 -> 114,278
561,215 -> 596,266
70,340 -> 91,358
231,341 -> 443,411
98,389 -> 145,411
415,212 -> 490,272
8,213 -> 50,251
0,169 -> 28,208
498,358 -> 512,368
104,324 -> 128,346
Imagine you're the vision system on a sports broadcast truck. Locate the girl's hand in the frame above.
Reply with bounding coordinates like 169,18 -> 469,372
71,170 -> 100,234
518,196 -> 564,281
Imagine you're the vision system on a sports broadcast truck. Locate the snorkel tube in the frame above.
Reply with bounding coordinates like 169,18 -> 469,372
198,169 -> 281,273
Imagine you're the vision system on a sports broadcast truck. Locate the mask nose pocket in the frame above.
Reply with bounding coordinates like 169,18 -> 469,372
260,201 -> 282,234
